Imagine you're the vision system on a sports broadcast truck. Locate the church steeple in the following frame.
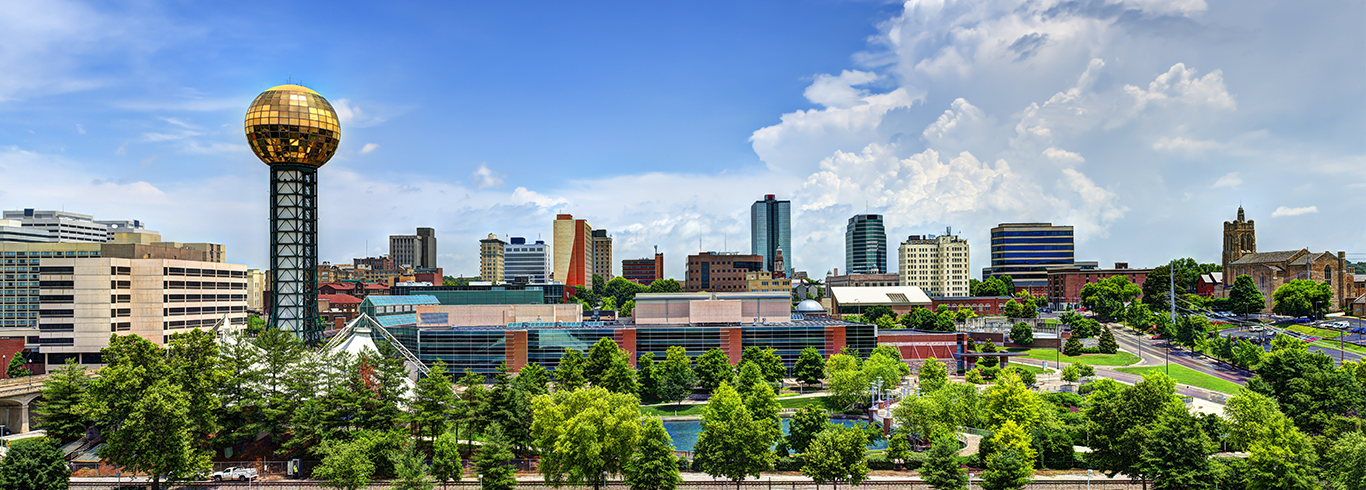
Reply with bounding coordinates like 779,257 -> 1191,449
1237,205 -> 1245,222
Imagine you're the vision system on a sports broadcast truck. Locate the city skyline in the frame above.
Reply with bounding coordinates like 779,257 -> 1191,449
0,1 -> 1361,279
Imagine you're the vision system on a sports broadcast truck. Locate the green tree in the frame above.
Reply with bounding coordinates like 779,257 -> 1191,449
1009,322 -> 1033,345
409,359 -> 456,452
918,357 -> 949,393
516,362 -> 550,396
1227,275 -> 1265,315
1098,326 -> 1118,354
474,425 -> 518,490
0,437 -> 69,490
794,346 -> 825,390
801,425 -> 869,486
1080,276 -> 1141,321
1174,315 -> 1210,351
1002,299 -> 1023,319
6,353 -> 30,378
920,434 -> 967,490
972,277 -> 1010,297
648,278 -> 682,293
785,405 -> 828,454
695,348 -> 735,392
1085,371 -> 1182,477
34,358 -> 88,441
655,346 -> 696,405
998,275 -> 1015,293
254,326 -> 305,441
1142,259 -> 1220,311
531,387 -> 642,490
741,346 -> 787,383
862,350 -> 908,395
1271,279 -> 1333,318
1232,340 -> 1265,369
1136,407 -> 1216,490
978,341 -> 999,368
166,328 -> 228,446
624,418 -> 682,490
886,431 -> 914,470
431,430 -> 464,489
823,353 -> 866,410
1014,291 -> 1039,318
694,383 -> 773,486
556,348 -> 588,391
735,361 -> 765,398
1325,431 -> 1366,490
743,379 -> 783,452
1063,336 -> 1083,356
981,448 -> 1032,490
900,307 -> 939,330
83,334 -> 211,490
1061,364 -> 1080,385
217,330 -> 265,446
893,382 -> 981,443
636,353 -> 658,400
586,337 -> 628,384
1250,344 -> 1364,434
394,445 -> 437,490
599,352 -> 639,395
1244,440 -> 1317,490
488,363 -> 535,452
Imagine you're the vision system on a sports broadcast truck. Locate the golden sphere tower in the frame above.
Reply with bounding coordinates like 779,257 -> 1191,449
244,84 -> 341,342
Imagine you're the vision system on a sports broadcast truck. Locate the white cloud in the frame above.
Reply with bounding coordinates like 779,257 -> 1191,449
1153,136 -> 1222,152
472,163 -> 505,189
1042,147 -> 1085,165
1125,63 -> 1236,112
333,99 -> 387,128
1271,206 -> 1318,217
359,143 -> 380,154
1210,172 -> 1242,188
75,124 -> 84,134
803,70 -> 881,109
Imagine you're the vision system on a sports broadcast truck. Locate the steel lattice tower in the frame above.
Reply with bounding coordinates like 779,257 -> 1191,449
244,85 -> 341,343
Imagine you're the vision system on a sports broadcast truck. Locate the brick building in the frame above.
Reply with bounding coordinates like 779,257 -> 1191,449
1046,264 -> 1152,307
931,296 -> 1013,316
685,252 -> 764,292
1227,250 -> 1351,312
622,252 -> 664,285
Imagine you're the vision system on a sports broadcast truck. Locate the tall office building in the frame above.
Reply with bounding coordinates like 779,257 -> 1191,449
553,214 -> 595,287
750,194 -> 792,278
390,227 -> 438,269
982,223 -> 1074,290
3,209 -> 151,243
480,234 -> 506,282
504,237 -> 549,283
845,214 -> 887,275
622,251 -> 664,285
591,229 -> 613,280
898,233 -> 970,297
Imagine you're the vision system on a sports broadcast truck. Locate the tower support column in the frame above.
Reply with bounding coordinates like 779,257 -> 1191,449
269,163 -> 320,343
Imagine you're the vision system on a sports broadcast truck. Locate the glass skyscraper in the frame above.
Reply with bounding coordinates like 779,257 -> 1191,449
750,194 -> 792,277
984,222 -> 1075,288
845,214 -> 887,274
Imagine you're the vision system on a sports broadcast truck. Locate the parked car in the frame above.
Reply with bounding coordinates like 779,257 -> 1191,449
210,467 -> 259,482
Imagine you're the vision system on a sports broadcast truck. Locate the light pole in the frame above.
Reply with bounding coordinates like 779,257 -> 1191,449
478,474 -> 483,490
1087,469 -> 1092,490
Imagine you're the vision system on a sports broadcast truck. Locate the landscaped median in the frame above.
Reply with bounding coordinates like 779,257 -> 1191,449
1114,364 -> 1245,395
1006,348 -> 1140,366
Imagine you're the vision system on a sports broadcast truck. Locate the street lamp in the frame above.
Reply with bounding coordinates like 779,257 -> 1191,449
478,474 -> 483,490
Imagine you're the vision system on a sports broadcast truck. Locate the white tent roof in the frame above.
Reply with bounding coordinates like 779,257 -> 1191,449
829,286 -> 932,306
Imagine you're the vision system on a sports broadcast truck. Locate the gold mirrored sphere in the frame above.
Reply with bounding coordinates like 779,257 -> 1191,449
244,84 -> 341,166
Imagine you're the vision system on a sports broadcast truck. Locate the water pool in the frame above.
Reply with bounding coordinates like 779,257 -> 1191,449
661,418 -> 887,452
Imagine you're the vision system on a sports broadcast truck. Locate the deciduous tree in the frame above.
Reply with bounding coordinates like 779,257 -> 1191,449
1227,275 -> 1264,316
1271,279 -> 1333,318
794,346 -> 825,390
655,346 -> 696,405
531,387 -> 642,489
1136,406 -> 1216,490
624,418 -> 681,490
0,437 -> 69,490
785,405 -> 828,454
1009,322 -> 1033,345
556,348 -> 588,391
981,447 -> 1031,490
918,357 -> 948,393
694,383 -> 773,486
34,358 -> 88,441
695,348 -> 735,392
920,434 -> 967,490
801,425 -> 869,486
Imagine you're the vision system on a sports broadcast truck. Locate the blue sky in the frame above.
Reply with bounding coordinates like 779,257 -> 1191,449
1,0 -> 1362,278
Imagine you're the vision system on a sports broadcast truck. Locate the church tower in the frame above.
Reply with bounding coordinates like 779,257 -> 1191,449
1222,206 -> 1256,274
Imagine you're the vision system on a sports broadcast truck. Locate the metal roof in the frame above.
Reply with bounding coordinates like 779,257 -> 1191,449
363,295 -> 439,307
829,286 -> 932,305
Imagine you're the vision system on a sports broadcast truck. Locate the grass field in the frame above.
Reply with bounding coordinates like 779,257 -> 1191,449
1007,363 -> 1051,374
1285,325 -> 1344,338
1114,364 -> 1245,395
1007,348 -> 1140,366
640,396 -> 829,417
1310,339 -> 1366,355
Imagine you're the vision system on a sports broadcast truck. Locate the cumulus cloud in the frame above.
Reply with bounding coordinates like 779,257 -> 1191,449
333,99 -> 386,127
359,143 -> 380,154
1125,63 -> 1236,112
1271,206 -> 1318,217
472,163 -> 505,189
1210,172 -> 1242,188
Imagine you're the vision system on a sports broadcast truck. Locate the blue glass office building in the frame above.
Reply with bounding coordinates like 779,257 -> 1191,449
984,223 -> 1074,288
751,194 -> 792,278
845,214 -> 887,275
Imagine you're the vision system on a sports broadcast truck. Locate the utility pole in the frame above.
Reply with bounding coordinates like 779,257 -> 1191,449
1168,259 -> 1176,376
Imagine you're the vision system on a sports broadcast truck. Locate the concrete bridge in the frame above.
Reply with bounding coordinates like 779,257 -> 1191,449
0,374 -> 49,433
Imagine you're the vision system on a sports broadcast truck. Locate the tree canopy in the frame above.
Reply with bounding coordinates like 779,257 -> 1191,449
1271,279 -> 1333,318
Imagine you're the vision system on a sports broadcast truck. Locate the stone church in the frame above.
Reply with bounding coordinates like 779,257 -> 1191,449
1222,206 -> 1351,313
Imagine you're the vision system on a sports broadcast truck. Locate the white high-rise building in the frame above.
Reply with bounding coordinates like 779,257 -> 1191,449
504,237 -> 550,283
898,233 -> 970,297
2,209 -> 151,243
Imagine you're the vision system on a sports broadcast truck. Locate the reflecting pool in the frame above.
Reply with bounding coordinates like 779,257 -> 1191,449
661,417 -> 887,452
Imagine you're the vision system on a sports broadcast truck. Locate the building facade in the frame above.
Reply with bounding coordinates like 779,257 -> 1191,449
0,219 -> 56,243
1227,250 -> 1351,312
685,252 -> 764,292
826,273 -> 900,289
983,223 -> 1075,290
845,214 -> 887,275
592,229 -> 613,280
828,286 -> 932,316
751,194 -> 792,278
246,269 -> 266,312
745,271 -> 792,294
480,234 -> 506,283
2,209 -> 150,243
622,252 -> 664,285
390,228 -> 437,269
1045,265 -> 1152,306
1,241 -> 247,367
553,214 -> 595,287
898,233 -> 970,297
504,237 -> 549,283
1222,206 -> 1256,274
930,296 -> 1013,316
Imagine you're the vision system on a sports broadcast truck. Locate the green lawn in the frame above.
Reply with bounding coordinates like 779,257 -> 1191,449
1006,363 -> 1051,374
1114,364 -> 1245,395
1285,325 -> 1343,338
1006,348 -> 1140,366
639,396 -> 829,417
1310,339 -> 1366,355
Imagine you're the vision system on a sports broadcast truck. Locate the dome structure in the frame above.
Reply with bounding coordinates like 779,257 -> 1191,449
244,84 -> 341,166
795,299 -> 827,314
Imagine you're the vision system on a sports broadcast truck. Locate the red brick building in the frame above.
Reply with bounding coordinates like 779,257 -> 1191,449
931,296 -> 1013,316
1046,265 -> 1152,307
685,252 -> 764,292
622,252 -> 664,285
318,294 -> 363,325
319,282 -> 390,300
1197,272 -> 1223,296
